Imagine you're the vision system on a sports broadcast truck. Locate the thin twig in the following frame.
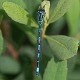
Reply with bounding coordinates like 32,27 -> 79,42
0,18 -> 19,60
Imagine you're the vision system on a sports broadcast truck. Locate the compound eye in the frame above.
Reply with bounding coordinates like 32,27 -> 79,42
37,10 -> 40,14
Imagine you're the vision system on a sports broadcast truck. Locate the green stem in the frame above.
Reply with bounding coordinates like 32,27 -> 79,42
42,22 -> 48,40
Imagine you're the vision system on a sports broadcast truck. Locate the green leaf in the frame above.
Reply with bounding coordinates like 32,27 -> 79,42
40,54 -> 50,77
11,22 -> 37,45
42,39 -> 53,57
27,31 -> 37,45
68,72 -> 80,80
0,0 -> 41,17
67,53 -> 80,80
50,0 -> 59,14
0,56 -> 21,74
49,0 -> 72,24
43,58 -> 67,80
23,0 -> 41,15
45,35 -> 79,60
0,30 -> 3,55
68,65 -> 80,80
46,17 -> 65,35
68,54 -> 80,80
0,0 -> 26,9
67,56 -> 77,72
67,0 -> 80,36
2,2 -> 38,27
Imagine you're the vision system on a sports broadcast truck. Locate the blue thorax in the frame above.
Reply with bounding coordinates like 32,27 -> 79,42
37,9 -> 45,28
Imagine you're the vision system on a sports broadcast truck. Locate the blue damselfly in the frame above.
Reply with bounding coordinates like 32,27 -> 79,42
36,9 -> 45,76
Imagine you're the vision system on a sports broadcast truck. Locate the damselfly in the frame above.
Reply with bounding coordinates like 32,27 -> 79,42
36,8 -> 45,76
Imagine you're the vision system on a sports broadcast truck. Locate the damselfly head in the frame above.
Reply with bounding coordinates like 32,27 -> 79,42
38,9 -> 45,14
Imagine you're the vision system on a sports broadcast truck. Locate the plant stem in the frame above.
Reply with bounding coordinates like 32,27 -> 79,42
1,18 -> 19,60
42,22 -> 48,40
